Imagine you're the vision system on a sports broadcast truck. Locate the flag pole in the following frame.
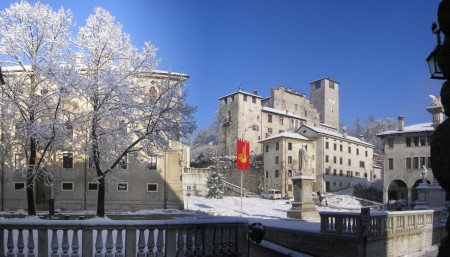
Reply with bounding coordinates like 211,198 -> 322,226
240,166 -> 243,216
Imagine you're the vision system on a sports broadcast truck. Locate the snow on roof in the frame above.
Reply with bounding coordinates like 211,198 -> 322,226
151,70 -> 189,78
319,122 -> 338,130
259,131 -> 309,143
2,66 -> 189,79
299,124 -> 373,147
218,90 -> 263,100
261,106 -> 306,120
376,122 -> 434,137
2,65 -> 32,72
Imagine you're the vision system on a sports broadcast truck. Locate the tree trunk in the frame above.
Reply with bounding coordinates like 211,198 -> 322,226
96,176 -> 105,217
27,133 -> 36,216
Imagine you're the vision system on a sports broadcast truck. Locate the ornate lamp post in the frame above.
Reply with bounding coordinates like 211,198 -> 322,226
429,1 -> 450,255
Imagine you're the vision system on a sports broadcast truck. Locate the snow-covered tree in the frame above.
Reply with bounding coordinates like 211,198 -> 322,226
190,112 -> 220,166
0,1 -> 74,215
350,116 -> 396,156
72,8 -> 195,217
206,169 -> 224,199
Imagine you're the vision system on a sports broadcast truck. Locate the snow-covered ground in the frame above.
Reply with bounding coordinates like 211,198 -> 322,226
184,193 -> 363,234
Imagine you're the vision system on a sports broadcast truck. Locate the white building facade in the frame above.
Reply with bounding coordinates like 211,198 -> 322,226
377,99 -> 445,205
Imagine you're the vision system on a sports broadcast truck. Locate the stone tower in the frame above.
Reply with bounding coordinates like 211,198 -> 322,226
309,78 -> 340,130
218,91 -> 262,155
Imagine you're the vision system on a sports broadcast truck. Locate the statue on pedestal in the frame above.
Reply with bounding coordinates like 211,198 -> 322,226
287,145 -> 318,221
421,166 -> 428,184
298,146 -> 308,174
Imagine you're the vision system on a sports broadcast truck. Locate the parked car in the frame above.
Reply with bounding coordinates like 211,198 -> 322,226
262,189 -> 282,199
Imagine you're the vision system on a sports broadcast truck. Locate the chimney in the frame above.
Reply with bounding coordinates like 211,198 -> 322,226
397,116 -> 404,131
252,90 -> 258,95
359,135 -> 364,141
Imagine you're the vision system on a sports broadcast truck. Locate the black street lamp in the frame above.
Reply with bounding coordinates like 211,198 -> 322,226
426,22 -> 446,80
426,45 -> 445,79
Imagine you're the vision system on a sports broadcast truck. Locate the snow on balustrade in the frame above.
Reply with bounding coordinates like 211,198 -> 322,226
320,209 -> 436,237
0,217 -> 248,257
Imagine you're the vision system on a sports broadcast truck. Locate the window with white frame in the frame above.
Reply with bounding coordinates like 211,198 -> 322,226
147,156 -> 157,171
62,152 -> 74,169
88,182 -> 98,191
61,182 -> 74,191
14,182 -> 25,191
147,183 -> 158,192
117,182 -> 128,192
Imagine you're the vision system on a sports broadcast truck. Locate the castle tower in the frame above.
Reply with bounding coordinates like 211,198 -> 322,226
218,90 -> 263,155
309,78 -> 339,130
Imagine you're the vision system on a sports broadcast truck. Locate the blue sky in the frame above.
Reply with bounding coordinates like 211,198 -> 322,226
0,1 -> 444,130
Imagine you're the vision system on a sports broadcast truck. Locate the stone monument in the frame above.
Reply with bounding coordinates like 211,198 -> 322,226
287,146 -> 319,220
414,166 -> 430,210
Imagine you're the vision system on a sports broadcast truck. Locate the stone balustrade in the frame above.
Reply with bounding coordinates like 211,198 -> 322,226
0,217 -> 248,257
320,209 -> 436,237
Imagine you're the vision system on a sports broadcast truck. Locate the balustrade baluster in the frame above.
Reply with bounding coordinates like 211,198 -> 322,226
220,227 -> 228,255
186,228 -> 193,257
105,229 -> 114,257
174,229 -> 183,257
137,229 -> 146,257
7,229 -> 14,257
115,229 -> 123,257
155,229 -> 164,257
51,229 -> 59,257
95,230 -> 103,257
230,227 -> 237,255
61,229 -> 69,257
27,229 -> 35,256
16,229 -> 24,257
147,229 -> 155,257
72,229 -> 79,257
0,228 -> 3,257
193,228 -> 202,257
213,227 -> 221,256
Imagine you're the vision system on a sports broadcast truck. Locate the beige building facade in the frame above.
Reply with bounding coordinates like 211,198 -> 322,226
0,70 -> 190,212
260,132 -> 315,197
377,101 -> 445,204
297,124 -> 375,193
219,78 -> 339,156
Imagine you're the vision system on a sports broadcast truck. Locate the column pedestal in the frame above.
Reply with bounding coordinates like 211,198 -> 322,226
287,174 -> 319,221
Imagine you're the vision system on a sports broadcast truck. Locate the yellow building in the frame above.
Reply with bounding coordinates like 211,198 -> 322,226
0,68 -> 190,212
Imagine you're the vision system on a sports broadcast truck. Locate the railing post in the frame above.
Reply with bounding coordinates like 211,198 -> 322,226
236,224 -> 248,257
165,228 -> 177,257
82,228 -> 93,257
335,216 -> 343,235
125,228 -> 137,257
0,228 -> 3,257
202,227 -> 214,256
320,214 -> 327,232
38,229 -> 48,257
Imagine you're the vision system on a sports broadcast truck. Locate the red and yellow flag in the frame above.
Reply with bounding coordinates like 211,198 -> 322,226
236,138 -> 250,170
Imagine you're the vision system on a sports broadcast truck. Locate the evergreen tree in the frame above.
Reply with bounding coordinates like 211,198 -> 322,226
206,169 -> 224,198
